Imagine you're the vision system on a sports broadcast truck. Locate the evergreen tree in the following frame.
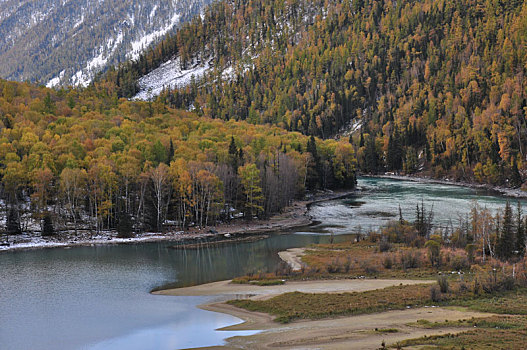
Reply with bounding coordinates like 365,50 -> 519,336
403,147 -> 419,174
152,140 -> 167,165
359,131 -> 365,147
42,213 -> 55,236
166,139 -> 175,165
510,157 -> 522,187
43,92 -> 56,115
387,127 -> 403,172
307,135 -> 319,162
238,148 -> 244,165
6,207 -> 21,235
239,164 -> 264,219
306,135 -> 322,189
363,134 -> 380,174
228,136 -> 239,169
117,211 -> 134,238
497,201 -> 515,261
516,203 -> 525,257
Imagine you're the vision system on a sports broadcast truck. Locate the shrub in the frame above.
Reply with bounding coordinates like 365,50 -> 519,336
425,239 -> 441,267
410,236 -> 426,248
343,255 -> 352,273
450,255 -> 469,271
326,258 -> 340,273
478,270 -> 516,293
361,260 -> 379,275
437,275 -> 449,293
275,261 -> 293,276
401,250 -> 420,269
458,281 -> 469,293
379,240 -> 392,252
382,254 -> 394,269
499,275 -> 516,291
369,232 -> 381,242
430,285 -> 442,302
465,244 -> 477,264
473,278 -> 481,295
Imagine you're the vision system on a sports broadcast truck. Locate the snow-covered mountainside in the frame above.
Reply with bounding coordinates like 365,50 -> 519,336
0,0 -> 212,87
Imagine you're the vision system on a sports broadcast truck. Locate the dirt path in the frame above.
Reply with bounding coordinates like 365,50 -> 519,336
154,278 -> 433,301
277,248 -> 306,271
198,306 -> 493,349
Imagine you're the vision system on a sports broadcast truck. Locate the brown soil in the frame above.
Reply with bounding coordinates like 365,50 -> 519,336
197,305 -> 493,349
157,278 -> 493,350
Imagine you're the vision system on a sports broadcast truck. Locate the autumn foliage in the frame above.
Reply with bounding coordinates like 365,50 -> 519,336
0,80 -> 356,234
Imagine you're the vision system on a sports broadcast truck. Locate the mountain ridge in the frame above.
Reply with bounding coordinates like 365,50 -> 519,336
0,0 -> 213,87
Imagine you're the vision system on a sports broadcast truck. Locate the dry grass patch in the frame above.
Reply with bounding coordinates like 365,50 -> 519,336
398,316 -> 527,349
301,240 -> 472,279
459,288 -> 527,315
228,283 -> 468,323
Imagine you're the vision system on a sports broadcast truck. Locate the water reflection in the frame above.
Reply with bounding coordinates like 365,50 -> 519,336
0,233 -> 353,350
1,176 -> 525,350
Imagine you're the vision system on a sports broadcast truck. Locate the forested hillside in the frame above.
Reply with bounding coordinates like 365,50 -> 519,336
110,0 -> 527,187
0,80 -> 355,235
0,0 -> 212,87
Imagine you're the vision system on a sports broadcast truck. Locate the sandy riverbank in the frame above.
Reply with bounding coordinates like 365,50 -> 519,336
201,304 -> 493,349
155,279 -> 493,349
0,190 -> 355,253
277,247 -> 306,271
154,278 -> 432,300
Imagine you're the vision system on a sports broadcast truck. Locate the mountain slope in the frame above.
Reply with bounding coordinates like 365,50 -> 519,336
109,0 -> 527,186
0,0 -> 212,87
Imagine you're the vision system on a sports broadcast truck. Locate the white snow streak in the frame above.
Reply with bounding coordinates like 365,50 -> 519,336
128,12 -> 180,60
134,56 -> 210,100
46,70 -> 65,88
72,30 -> 124,87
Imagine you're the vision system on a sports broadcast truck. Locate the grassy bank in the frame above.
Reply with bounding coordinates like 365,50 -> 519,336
225,220 -> 527,348
228,282 -> 466,323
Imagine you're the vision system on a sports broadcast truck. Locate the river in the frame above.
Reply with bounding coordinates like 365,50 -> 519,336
0,177 -> 525,350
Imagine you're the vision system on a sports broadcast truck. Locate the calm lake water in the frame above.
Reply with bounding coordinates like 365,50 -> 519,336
0,177 -> 525,350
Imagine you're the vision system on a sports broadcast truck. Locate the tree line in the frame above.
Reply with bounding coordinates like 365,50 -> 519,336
0,79 -> 356,236
385,200 -> 527,263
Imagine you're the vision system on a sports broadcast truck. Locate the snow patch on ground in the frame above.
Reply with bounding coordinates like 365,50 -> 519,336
46,70 -> 65,88
337,118 -> 362,139
134,55 -> 257,100
71,30 -> 124,87
0,231 -> 185,252
73,13 -> 84,28
128,12 -> 181,61
149,5 -> 158,20
134,56 -> 211,100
